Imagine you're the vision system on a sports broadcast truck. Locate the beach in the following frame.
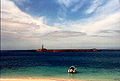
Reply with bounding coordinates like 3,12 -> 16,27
0,78 -> 117,81
0,78 -> 84,81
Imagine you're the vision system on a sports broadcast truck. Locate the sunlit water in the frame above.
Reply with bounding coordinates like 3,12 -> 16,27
1,50 -> 120,81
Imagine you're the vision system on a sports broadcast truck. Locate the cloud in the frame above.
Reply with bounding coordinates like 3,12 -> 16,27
57,5 -> 67,20
99,30 -> 120,34
57,0 -> 80,19
57,0 -> 79,8
85,0 -> 105,14
55,0 -> 120,38
71,1 -> 84,12
71,12 -> 120,38
96,29 -> 120,37
86,0 -> 120,15
52,2 -> 120,49
43,31 -> 86,38
1,0 -> 60,41
18,31 -> 87,42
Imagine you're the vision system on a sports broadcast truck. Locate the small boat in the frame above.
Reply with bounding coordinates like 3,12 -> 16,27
68,66 -> 77,73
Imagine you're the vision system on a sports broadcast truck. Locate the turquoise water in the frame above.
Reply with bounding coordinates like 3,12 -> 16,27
1,66 -> 120,80
1,50 -> 120,81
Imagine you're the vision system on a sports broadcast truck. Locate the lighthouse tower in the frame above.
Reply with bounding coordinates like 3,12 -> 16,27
41,44 -> 47,52
42,44 -> 44,50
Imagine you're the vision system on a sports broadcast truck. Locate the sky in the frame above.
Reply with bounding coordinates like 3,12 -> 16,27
1,0 -> 120,50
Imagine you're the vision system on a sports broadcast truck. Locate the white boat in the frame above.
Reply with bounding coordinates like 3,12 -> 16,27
68,66 -> 77,73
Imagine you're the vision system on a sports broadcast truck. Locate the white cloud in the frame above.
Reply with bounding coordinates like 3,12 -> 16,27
59,12 -> 120,38
42,31 -> 86,38
86,0 -> 120,15
1,0 -> 89,49
58,0 -> 79,8
71,1 -> 84,12
55,0 -> 120,37
52,0 -> 120,48
1,0 -> 60,40
82,12 -> 120,35
85,0 -> 105,14
57,5 -> 67,20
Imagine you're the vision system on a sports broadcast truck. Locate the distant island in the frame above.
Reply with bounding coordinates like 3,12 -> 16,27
34,45 -> 101,52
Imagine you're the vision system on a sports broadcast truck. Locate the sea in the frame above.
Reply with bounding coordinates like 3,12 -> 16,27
0,50 -> 120,81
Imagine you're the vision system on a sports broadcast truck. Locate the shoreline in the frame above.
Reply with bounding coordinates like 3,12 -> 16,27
0,77 -> 84,81
0,77 -> 116,81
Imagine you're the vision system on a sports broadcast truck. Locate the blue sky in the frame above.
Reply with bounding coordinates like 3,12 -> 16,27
12,0 -> 108,25
1,0 -> 120,50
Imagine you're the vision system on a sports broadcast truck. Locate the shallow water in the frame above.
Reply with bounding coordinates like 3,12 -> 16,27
1,50 -> 120,80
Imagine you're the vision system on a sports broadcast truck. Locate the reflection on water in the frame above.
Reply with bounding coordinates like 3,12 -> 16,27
68,73 -> 77,79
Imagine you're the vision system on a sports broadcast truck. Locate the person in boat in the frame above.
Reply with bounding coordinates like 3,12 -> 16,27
68,66 -> 77,73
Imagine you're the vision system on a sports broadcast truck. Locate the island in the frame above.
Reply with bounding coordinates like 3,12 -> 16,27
34,45 -> 101,52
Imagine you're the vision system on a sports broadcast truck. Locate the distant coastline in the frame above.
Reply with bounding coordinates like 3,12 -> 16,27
34,48 -> 101,52
31,45 -> 120,52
